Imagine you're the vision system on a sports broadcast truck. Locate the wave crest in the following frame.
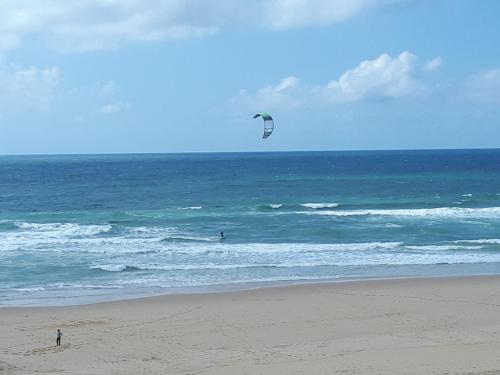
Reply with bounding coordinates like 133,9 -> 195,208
91,264 -> 141,272
302,206 -> 500,218
301,203 -> 340,209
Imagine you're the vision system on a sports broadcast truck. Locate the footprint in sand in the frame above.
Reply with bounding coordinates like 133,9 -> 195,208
25,344 -> 70,356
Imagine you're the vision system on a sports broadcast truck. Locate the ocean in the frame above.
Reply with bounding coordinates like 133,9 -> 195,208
2,150 -> 500,305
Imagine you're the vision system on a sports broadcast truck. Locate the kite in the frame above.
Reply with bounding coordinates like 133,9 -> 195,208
253,113 -> 274,139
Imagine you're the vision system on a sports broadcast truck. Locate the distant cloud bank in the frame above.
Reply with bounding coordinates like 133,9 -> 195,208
233,51 -> 441,109
0,0 -> 403,52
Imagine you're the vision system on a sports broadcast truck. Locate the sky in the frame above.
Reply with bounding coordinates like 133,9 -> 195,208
0,0 -> 500,154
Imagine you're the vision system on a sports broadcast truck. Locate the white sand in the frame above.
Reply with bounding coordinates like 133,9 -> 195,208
2,276 -> 500,374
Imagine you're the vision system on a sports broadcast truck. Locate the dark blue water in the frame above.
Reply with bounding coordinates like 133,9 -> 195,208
2,150 -> 500,305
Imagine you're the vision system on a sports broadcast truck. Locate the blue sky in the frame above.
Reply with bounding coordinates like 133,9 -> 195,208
0,0 -> 500,154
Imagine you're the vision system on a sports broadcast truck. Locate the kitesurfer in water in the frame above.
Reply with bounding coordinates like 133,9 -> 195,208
220,232 -> 225,240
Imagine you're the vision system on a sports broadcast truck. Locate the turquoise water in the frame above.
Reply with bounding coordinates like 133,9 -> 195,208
2,150 -> 500,305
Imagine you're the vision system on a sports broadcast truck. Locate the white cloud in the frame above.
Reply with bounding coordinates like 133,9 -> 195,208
255,76 -> 301,108
324,51 -> 425,102
0,0 -> 405,51
466,68 -> 500,103
100,102 -> 131,114
263,0 -> 376,29
425,57 -> 443,71
234,51 -> 431,108
232,76 -> 302,110
0,0 -> 218,51
0,63 -> 59,113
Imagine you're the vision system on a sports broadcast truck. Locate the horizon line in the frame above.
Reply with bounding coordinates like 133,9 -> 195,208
1,146 -> 500,157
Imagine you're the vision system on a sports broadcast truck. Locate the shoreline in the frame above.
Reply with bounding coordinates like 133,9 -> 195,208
3,274 -> 500,374
4,270 -> 500,308
3,273 -> 500,309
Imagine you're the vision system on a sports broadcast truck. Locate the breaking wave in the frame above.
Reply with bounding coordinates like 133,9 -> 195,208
454,239 -> 500,245
268,204 -> 283,209
301,206 -> 500,218
91,264 -> 141,272
14,222 -> 112,236
301,203 -> 340,209
84,240 -> 500,273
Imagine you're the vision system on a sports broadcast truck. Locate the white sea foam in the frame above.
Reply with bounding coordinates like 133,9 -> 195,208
0,222 -> 114,252
454,239 -> 500,245
128,226 -> 215,242
12,283 -> 125,291
84,242 -> 500,272
178,206 -> 202,210
17,287 -> 45,292
404,245 -> 483,251
0,223 -> 220,254
384,223 -> 402,228
268,204 -> 283,209
301,203 -> 340,209
100,240 -> 401,256
191,241 -> 404,255
462,193 -> 473,197
129,226 -> 178,236
6,237 -> 500,301
5,216 -> 500,299
162,235 -> 216,243
301,206 -> 500,218
91,264 -> 128,272
15,222 -> 112,236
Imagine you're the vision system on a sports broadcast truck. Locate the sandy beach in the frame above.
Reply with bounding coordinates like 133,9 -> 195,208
2,276 -> 500,374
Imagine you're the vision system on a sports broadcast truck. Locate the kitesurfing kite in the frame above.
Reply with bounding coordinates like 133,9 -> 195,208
253,113 -> 274,139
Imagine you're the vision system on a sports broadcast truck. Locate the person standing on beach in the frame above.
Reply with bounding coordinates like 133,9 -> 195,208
56,329 -> 62,346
